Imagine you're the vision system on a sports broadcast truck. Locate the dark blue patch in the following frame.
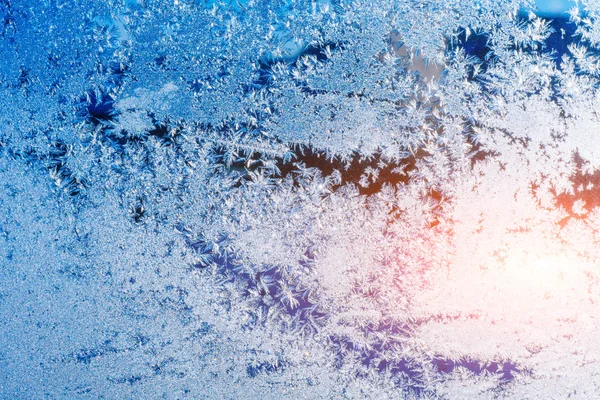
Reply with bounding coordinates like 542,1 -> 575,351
447,29 -> 493,78
545,17 -> 579,63
77,90 -> 117,126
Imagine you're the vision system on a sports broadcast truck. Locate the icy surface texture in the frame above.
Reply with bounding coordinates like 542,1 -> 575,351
2,0 -> 600,398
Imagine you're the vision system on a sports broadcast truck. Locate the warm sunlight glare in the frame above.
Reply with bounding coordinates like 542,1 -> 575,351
530,255 -> 571,273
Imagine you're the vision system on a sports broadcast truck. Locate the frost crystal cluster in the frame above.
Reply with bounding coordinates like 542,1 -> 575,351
3,0 -> 600,398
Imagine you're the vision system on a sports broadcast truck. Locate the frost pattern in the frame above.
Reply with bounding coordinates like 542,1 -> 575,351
2,0 -> 600,398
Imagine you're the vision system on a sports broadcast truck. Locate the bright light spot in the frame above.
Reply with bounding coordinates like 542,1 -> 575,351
517,253 -> 592,294
531,256 -> 566,272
